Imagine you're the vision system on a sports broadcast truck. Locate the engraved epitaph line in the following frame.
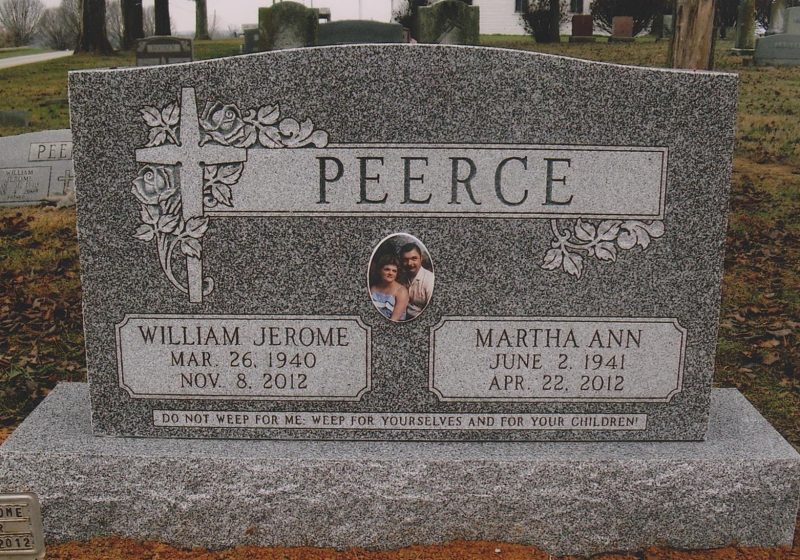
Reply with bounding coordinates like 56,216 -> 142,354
135,87 -> 246,303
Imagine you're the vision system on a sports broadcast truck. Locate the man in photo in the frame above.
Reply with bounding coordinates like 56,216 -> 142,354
400,242 -> 434,319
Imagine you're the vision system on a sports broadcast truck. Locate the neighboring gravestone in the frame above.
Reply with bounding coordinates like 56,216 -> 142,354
258,1 -> 318,51
786,5 -> 800,33
609,16 -> 635,42
734,0 -> 756,53
766,0 -> 786,35
0,110 -> 29,127
1,43 -> 799,555
417,0 -> 479,44
755,6 -> 800,65
662,14 -> 674,37
0,130 -> 74,207
569,14 -> 595,42
318,20 -> 405,45
136,36 -> 193,66
241,25 -> 259,54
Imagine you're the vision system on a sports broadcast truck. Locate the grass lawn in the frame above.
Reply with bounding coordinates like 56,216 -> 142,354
0,37 -> 797,448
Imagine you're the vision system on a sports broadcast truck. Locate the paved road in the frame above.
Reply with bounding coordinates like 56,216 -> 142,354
0,50 -> 72,70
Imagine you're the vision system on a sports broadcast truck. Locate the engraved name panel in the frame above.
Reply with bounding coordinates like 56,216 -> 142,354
206,144 -> 667,219
116,315 -> 371,400
430,317 -> 686,402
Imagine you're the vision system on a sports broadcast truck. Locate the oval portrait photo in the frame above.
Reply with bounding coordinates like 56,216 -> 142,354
367,234 -> 434,323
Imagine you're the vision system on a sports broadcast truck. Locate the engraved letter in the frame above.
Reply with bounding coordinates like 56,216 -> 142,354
317,156 -> 344,204
495,156 -> 528,207
449,157 -> 480,205
401,157 -> 431,204
544,158 -> 573,206
357,156 -> 387,204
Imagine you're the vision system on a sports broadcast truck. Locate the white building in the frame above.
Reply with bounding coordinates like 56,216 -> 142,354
472,0 -> 590,35
284,0 -> 591,35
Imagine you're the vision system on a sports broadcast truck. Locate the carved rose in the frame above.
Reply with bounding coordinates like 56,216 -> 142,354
132,165 -> 177,205
200,101 -> 246,145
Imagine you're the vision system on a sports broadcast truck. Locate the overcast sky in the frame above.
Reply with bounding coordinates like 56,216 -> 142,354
41,0 -> 398,34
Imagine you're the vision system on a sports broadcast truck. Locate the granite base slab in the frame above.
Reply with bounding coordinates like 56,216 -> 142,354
1,383 -> 798,557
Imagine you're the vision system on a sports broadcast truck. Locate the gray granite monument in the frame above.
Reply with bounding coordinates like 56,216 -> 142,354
0,130 -> 74,207
755,6 -> 800,65
0,45 -> 798,553
70,45 -> 737,443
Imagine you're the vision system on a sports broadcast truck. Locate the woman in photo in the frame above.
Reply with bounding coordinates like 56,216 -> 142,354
369,254 -> 409,322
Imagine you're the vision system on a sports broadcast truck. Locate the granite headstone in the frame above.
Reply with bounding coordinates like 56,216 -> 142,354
67,45 -> 738,442
417,0 -> 479,45
755,6 -> 800,65
136,36 -> 193,66
2,44 -> 799,556
318,20 -> 405,46
258,1 -> 318,51
569,14 -> 595,42
610,16 -> 635,42
0,130 -> 74,207
241,25 -> 259,54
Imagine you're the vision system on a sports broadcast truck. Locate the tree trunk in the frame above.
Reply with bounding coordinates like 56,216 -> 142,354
195,0 -> 210,40
670,0 -> 716,69
154,0 -> 170,35
75,0 -> 114,54
121,0 -> 144,49
547,0 -> 561,42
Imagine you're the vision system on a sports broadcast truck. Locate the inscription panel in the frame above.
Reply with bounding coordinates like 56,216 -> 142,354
430,317 -> 686,402
0,168 -> 51,202
116,315 -> 371,400
208,144 -> 667,219
154,410 -> 648,431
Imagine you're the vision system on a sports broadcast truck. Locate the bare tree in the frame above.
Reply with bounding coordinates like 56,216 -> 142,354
106,0 -> 122,48
37,0 -> 79,49
75,0 -> 113,54
154,0 -> 169,35
0,0 -> 44,46
194,0 -> 209,39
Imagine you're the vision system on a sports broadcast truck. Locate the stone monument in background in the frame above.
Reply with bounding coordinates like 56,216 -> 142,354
0,43 -> 798,556
417,0 -> 479,45
258,1 -> 319,51
756,6 -> 800,65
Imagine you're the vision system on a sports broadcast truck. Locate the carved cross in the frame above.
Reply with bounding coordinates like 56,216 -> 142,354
58,169 -> 75,192
135,87 -> 246,303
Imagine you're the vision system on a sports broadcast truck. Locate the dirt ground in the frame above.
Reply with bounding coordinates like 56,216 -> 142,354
38,519 -> 800,560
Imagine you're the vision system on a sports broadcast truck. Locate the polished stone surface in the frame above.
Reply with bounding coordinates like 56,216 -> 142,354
68,45 -> 737,441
